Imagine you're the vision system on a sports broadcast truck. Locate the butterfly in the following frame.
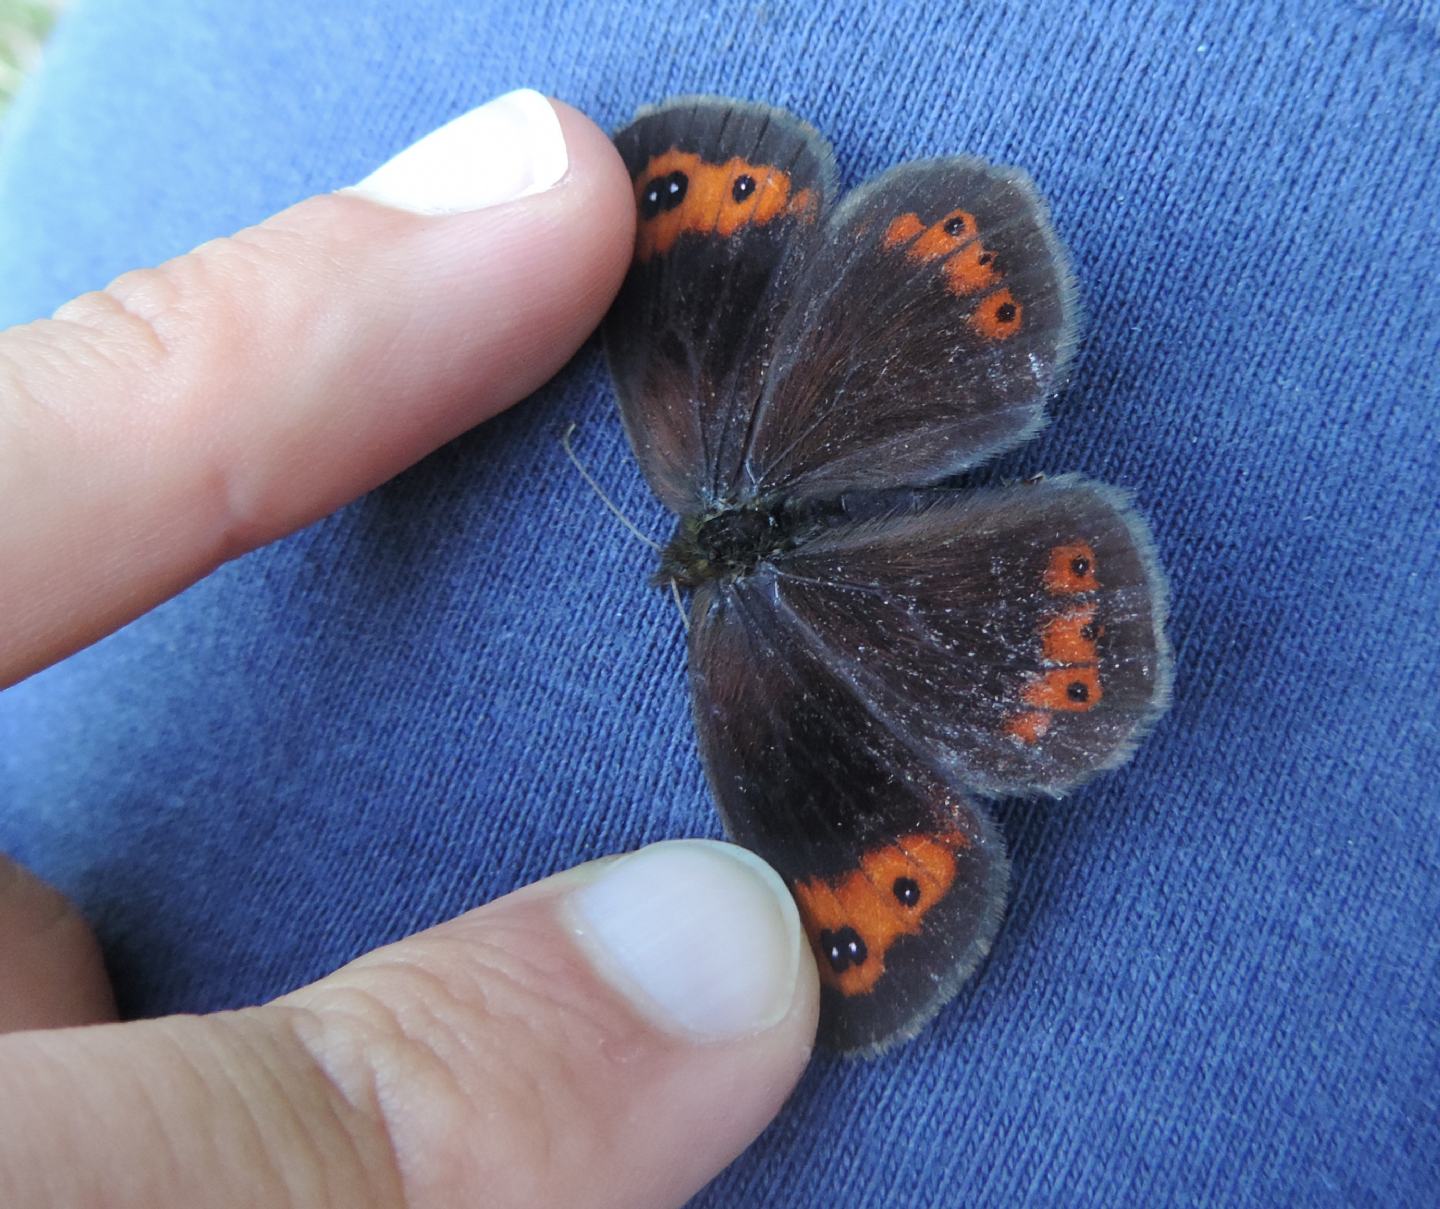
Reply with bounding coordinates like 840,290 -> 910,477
601,97 -> 1172,1055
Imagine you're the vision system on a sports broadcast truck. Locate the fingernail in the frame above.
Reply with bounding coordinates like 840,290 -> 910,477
567,841 -> 803,1041
345,88 -> 568,215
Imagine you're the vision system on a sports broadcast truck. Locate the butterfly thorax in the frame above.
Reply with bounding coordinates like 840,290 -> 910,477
657,500 -> 802,588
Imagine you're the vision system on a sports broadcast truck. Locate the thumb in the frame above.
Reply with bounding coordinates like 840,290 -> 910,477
0,89 -> 633,686
0,840 -> 819,1208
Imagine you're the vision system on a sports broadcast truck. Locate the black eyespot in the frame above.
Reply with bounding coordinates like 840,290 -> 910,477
732,174 -> 756,202
1080,623 -> 1098,642
640,180 -> 664,219
1071,556 -> 1091,578
977,251 -> 993,265
893,876 -> 921,907
663,170 -> 688,211
820,926 -> 868,972
1067,680 -> 1090,702
943,214 -> 966,236
996,301 -> 1018,324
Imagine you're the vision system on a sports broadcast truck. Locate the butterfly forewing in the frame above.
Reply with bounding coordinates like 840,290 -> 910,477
689,577 -> 1009,1054
604,98 -> 837,511
742,159 -> 1077,499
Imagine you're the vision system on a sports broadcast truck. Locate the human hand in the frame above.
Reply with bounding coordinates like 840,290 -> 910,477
0,91 -> 819,1208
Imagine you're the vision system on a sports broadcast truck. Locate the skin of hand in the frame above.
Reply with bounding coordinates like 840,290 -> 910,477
0,92 -> 820,1209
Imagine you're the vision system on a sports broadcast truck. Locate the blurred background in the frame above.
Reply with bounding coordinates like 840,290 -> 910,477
0,0 -> 57,111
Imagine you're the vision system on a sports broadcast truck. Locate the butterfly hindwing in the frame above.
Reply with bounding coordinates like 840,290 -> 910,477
689,577 -> 1009,1054
603,98 -> 837,512
742,159 -> 1076,499
768,477 -> 1172,795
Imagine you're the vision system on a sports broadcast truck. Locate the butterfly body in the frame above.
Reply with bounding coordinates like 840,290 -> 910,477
603,97 -> 1172,1054
660,491 -> 896,587
658,499 -> 792,587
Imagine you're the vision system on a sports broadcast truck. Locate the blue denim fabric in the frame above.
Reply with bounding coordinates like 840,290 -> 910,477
1,1 -> 1436,1203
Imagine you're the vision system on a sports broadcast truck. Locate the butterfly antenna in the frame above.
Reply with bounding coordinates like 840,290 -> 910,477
560,423 -> 662,553
669,577 -> 690,633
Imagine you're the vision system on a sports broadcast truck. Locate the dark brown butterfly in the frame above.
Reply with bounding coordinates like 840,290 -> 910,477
602,97 -> 1171,1054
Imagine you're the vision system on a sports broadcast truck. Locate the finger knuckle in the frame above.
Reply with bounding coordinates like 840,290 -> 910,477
55,270 -> 180,371
55,221 -> 316,397
68,229 -> 322,559
284,936 -> 613,1209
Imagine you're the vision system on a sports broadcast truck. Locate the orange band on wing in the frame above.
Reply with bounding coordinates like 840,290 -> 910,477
633,149 -> 813,260
1007,548 -> 1105,744
884,209 -> 1006,298
794,831 -> 965,997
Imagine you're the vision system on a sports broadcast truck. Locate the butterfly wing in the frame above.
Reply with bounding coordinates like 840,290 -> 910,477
741,159 -> 1077,499
603,97 -> 837,513
689,575 -> 1009,1055
770,477 -> 1172,797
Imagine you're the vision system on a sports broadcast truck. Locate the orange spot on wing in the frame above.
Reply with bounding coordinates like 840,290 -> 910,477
885,209 -> 979,261
883,212 -> 925,248
1042,605 -> 1101,664
793,832 -> 962,997
1023,665 -> 1102,712
633,149 -> 810,261
787,187 -> 819,221
970,287 -> 1023,340
734,162 -> 798,231
1005,710 -> 1052,745
943,240 -> 1003,295
1044,543 -> 1099,594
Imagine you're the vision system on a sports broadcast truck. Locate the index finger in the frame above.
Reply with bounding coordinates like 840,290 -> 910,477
0,95 -> 632,687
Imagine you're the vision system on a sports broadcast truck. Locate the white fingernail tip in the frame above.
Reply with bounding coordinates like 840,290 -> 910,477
346,88 -> 568,215
568,841 -> 803,1041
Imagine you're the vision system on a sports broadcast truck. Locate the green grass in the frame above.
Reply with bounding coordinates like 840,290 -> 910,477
0,0 -> 59,111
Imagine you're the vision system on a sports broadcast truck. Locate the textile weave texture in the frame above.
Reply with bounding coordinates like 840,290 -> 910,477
1,1 -> 1436,1204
